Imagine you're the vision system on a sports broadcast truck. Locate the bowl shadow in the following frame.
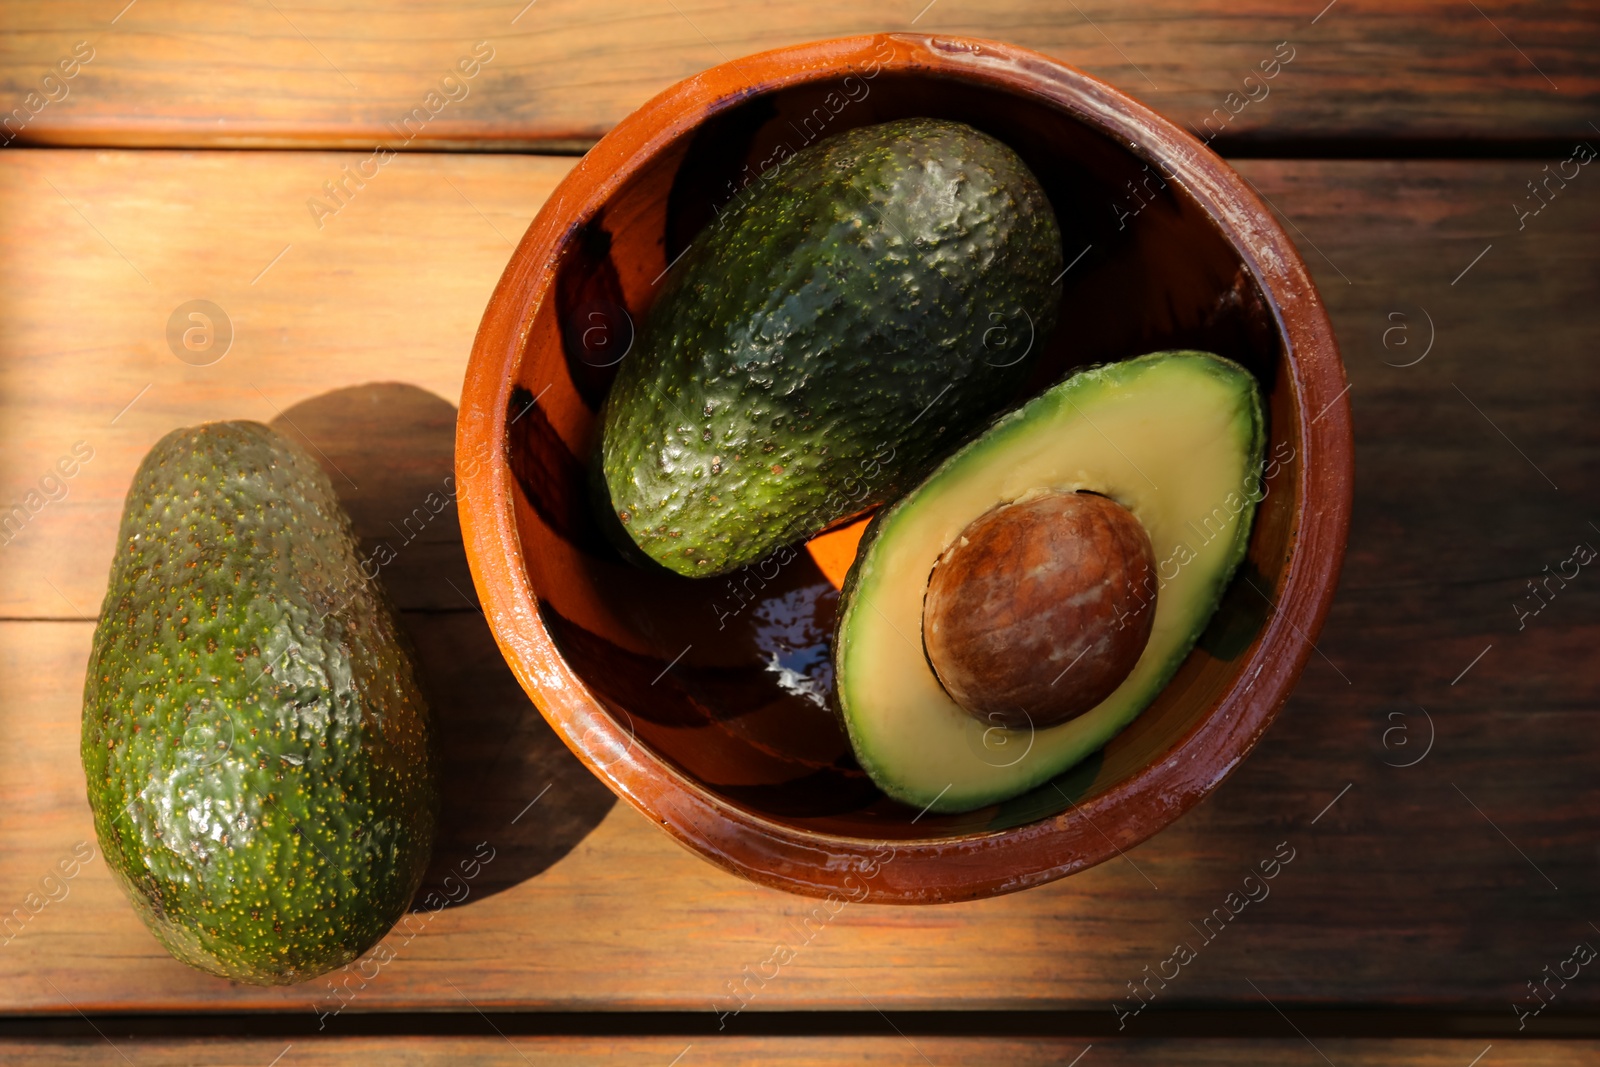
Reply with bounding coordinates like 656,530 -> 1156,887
272,383 -> 616,910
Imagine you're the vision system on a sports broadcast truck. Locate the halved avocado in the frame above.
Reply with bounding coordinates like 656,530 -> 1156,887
834,351 -> 1265,813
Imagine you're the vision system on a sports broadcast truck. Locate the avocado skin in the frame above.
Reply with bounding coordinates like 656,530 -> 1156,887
81,421 -> 437,985
600,118 -> 1063,576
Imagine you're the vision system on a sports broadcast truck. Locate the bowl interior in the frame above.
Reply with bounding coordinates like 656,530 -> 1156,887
501,66 -> 1298,842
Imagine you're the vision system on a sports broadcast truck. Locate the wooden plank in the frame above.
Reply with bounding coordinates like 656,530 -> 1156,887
2,149 -> 1598,1017
0,2 -> 1594,151
0,1037 -> 1577,1066
0,148 -> 573,620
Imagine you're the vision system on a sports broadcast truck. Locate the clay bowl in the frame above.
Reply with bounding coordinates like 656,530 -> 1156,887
458,33 -> 1352,903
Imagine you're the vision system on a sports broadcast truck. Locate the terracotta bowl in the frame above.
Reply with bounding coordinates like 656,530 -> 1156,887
458,33 -> 1352,903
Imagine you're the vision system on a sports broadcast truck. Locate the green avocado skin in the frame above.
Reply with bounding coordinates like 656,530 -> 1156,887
600,117 -> 1063,576
81,421 -> 437,986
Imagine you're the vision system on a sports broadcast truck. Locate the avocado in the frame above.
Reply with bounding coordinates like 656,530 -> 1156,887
834,352 -> 1265,813
599,117 -> 1064,576
81,421 -> 437,985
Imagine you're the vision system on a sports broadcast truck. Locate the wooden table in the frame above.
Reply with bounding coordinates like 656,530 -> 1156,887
2,3 -> 1597,1063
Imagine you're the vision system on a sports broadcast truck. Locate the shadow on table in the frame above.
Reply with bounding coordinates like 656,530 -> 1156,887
272,383 -> 616,910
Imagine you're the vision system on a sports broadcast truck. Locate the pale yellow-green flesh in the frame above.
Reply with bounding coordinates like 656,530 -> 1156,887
837,353 -> 1263,813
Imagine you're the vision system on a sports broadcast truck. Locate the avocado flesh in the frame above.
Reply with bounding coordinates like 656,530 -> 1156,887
600,117 -> 1063,576
81,421 -> 437,985
835,352 -> 1265,814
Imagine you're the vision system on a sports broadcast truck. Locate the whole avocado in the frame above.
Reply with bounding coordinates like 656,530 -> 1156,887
599,117 -> 1063,576
82,421 -> 437,985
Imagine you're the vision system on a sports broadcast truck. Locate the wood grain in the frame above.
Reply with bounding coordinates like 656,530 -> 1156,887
0,148 -> 572,619
0,1037 -> 1580,1066
0,2 -> 1594,151
0,148 -> 1597,1017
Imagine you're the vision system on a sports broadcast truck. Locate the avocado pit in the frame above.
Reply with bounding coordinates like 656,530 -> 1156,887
921,489 -> 1157,730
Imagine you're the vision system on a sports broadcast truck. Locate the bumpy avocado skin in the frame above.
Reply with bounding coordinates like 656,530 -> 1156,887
600,117 -> 1064,576
81,421 -> 437,985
